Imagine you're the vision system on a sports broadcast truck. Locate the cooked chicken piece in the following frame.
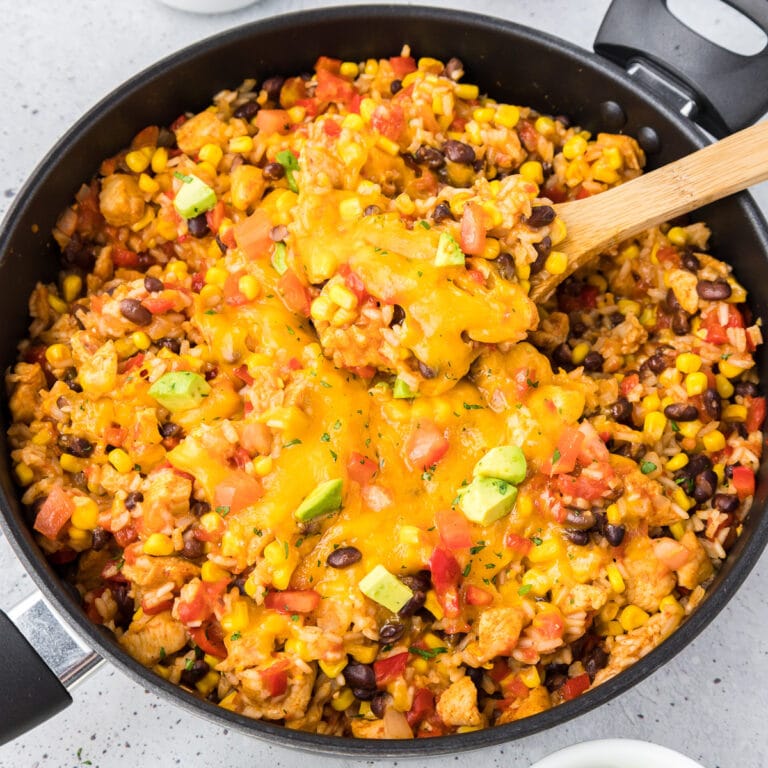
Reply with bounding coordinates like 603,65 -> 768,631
99,174 -> 146,227
119,611 -> 187,666
436,675 -> 482,727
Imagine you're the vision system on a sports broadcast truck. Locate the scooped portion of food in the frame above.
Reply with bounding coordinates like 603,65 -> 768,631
6,49 -> 763,740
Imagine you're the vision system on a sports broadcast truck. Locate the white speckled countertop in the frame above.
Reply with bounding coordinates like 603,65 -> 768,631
1,2 -> 767,766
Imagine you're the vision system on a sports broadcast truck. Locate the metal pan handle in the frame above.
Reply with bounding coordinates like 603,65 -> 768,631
0,591 -> 102,745
595,0 -> 768,136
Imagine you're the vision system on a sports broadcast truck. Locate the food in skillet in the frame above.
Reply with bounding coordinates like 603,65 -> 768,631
6,50 -> 764,738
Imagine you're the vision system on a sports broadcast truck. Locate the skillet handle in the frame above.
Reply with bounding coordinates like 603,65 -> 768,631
595,0 -> 768,136
0,592 -> 102,745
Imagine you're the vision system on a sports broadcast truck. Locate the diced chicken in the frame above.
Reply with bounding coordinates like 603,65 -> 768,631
175,110 -> 230,155
118,611 -> 187,666
474,606 -> 525,663
622,537 -> 676,612
7,362 -> 46,422
436,675 -> 482,728
121,555 -> 199,592
99,174 -> 146,227
557,582 -> 609,614
141,468 -> 193,530
676,530 -> 714,590
528,311 -> 569,352
238,660 -> 316,721
350,718 -> 388,739
496,685 -> 551,724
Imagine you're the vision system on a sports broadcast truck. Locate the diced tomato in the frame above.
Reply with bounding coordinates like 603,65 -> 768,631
652,537 -> 692,570
532,610 -> 565,640
264,589 -> 321,614
557,473 -> 608,501
222,273 -> 249,306
435,508 -> 472,550
389,56 -> 417,79
322,118 -> 341,137
371,104 -> 405,142
562,672 -> 591,701
254,109 -> 291,135
104,425 -> 127,448
746,397 -> 766,433
731,466 -> 756,499
47,547 -> 78,565
177,580 -> 228,625
315,56 -> 342,74
278,269 -> 312,317
620,372 -> 640,397
233,208 -> 273,260
33,487 -> 75,539
701,304 -> 744,345
260,659 -> 290,696
113,524 -> 138,548
141,598 -> 174,616
488,658 -> 510,683
406,420 -> 449,471
459,203 -> 487,256
505,532 -> 533,556
347,451 -> 378,485
338,264 -> 369,301
517,120 -> 539,152
429,547 -> 461,618
191,271 -> 206,292
349,365 -> 376,379
467,268 -> 485,285
189,621 -> 227,659
464,584 -> 494,606
500,674 -> 529,699
205,200 -> 226,234
374,652 -> 408,686
112,247 -> 140,269
231,446 -> 251,470
406,687 -> 434,728
142,295 -> 175,314
233,364 -> 254,386
239,422 -> 272,456
213,472 -> 263,515
315,68 -> 356,106
541,427 -> 585,475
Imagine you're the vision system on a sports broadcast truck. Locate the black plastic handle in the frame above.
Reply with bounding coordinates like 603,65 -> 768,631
0,609 -> 71,745
595,0 -> 768,136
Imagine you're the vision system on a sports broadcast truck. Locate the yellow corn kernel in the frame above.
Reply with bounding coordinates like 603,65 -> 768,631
68,527 -> 92,550
412,657 -> 428,674
676,352 -> 702,374
617,298 -> 641,316
494,104 -> 520,128
432,92 -> 454,117
143,532 -> 174,557
471,107 -> 494,124
59,453 -> 83,474
319,658 -> 348,679
592,161 -> 619,184
549,217 -> 567,245
218,691 -> 238,711
391,677 -> 411,712
359,97 -> 377,122
363,58 -> 379,76
421,632 -> 443,650
205,265 -> 228,287
45,343 -> 70,366
715,374 -> 734,399
667,226 -> 688,247
338,114 -> 363,134
48,294 -> 68,313
197,142 -> 223,167
376,135 -> 400,156
602,146 -> 623,170
228,135 -> 254,154
424,589 -> 444,620
195,670 -> 220,697
399,525 -> 421,546
331,688 -> 356,711
252,455 -> 273,477
544,250 -> 568,275
108,448 -> 133,473
200,284 -> 222,309
534,116 -> 556,136
639,306 -> 657,328
338,140 -> 366,168
330,306 -> 356,328
519,160 -> 544,184
339,196 -> 362,220
619,605 -> 650,631
418,56 -> 443,72
620,243 -> 640,261
659,368 -> 682,388
14,463 -> 34,486
519,666 -> 541,688
673,487 -> 694,511
455,83 -> 479,100
394,193 -> 416,215
603,619 -> 624,636
723,403 -> 747,421
62,274 -> 83,303
221,600 -> 249,634
669,521 -> 686,541
130,207 -> 156,233
448,191 -> 471,217
347,643 -> 378,664
480,201 -> 503,228
571,342 -> 590,366
605,503 -> 622,525
358,701 -> 374,719
527,538 -> 559,563
666,453 -> 689,472
328,283 -> 358,311
138,172 -> 160,195
643,412 -> 667,443
150,147 -> 168,173
702,430 -> 727,452
129,331 -> 150,351
155,215 -> 178,241
516,262 -> 531,281
238,275 -> 260,301
677,419 -> 702,439
600,601 -> 620,622
719,359 -> 746,379
481,237 -> 501,260
310,295 -> 334,323
71,495 -> 99,530
125,149 -> 151,174
519,278 -> 531,294
562,135 -> 588,160
684,371 -> 708,396
521,569 -> 550,598
243,575 -> 260,599
713,463 -> 725,484
659,595 -> 685,615
201,560 -> 229,582
642,393 -> 661,413
337,60 -> 358,79
606,563 -> 625,593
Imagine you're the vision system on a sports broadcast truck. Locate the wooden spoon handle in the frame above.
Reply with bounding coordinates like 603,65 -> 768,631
530,121 -> 768,302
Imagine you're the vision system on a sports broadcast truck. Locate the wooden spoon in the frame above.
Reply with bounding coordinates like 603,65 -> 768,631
529,121 -> 768,302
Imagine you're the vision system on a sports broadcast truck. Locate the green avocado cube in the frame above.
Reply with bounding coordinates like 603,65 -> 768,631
173,174 -> 217,219
294,478 -> 343,522
435,231 -> 465,266
474,445 -> 527,484
393,376 -> 417,399
458,476 -> 518,525
148,371 -> 211,411
359,564 -> 414,613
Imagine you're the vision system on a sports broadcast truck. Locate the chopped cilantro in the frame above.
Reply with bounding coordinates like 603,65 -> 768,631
408,645 -> 447,660
173,171 -> 193,183
216,505 -> 230,516
671,421 -> 680,432
552,448 -> 561,463
185,658 -> 195,671
276,149 -> 299,192
462,563 -> 471,577
518,584 -> 533,596
283,438 -> 302,448
321,432 -> 331,442
283,541 -> 289,559
253,527 -> 263,536
531,536 -> 543,546
469,542 -> 486,555
320,380 -> 332,388
230,631 -> 242,641
159,646 -> 166,660
329,449 -> 338,462
462,402 -> 484,410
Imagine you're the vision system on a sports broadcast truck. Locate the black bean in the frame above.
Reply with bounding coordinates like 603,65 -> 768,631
160,421 -> 183,439
605,524 -> 625,546
495,252 -> 516,280
713,493 -> 739,513
112,582 -> 134,629
697,279 -> 731,301
363,205 -> 382,217
693,469 -> 718,503
724,421 -> 748,439
525,206 -> 556,228
724,464 -> 735,481
187,213 -> 209,238
233,100 -> 260,120
443,139 -> 475,165
734,381 -> 759,398
608,397 -> 633,425
124,491 -> 143,510
62,234 -> 96,272
584,646 -> 608,681
418,360 -> 438,379
544,663 -> 569,692
401,571 -> 431,593
398,589 -> 426,618
352,687 -> 376,701
190,500 -> 210,517
609,311 -> 625,328
379,621 -> 405,643
390,79 -> 402,95
343,663 -> 376,691
565,509 -> 596,530
565,529 -> 590,546
571,320 -> 587,338
688,454 -> 713,476
157,337 -> 181,354
646,352 -> 668,374
532,237 -> 552,273
431,201 -> 453,223
370,691 -> 390,718
181,529 -> 205,559
466,666 -> 485,689
327,546 -> 362,568
390,304 -> 406,327
262,161 -> 285,181
119,298 -> 152,326
58,435 -> 94,458
180,659 -> 210,686
703,388 -> 722,420
583,351 -> 604,372
665,288 -> 682,312
443,57 -> 464,79
552,343 -> 573,369
91,527 -> 111,551
415,145 -> 446,170
672,310 -> 691,335
262,76 -> 285,103
144,275 -> 164,293
681,251 -> 700,273
664,403 -> 699,422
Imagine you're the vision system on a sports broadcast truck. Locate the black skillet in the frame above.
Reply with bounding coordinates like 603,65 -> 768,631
1,0 -> 768,756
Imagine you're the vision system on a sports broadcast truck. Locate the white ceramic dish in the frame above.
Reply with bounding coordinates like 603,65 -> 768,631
155,0 -> 256,13
530,739 -> 707,768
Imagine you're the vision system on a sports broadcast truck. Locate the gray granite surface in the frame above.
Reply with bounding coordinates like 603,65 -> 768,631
0,1 -> 767,766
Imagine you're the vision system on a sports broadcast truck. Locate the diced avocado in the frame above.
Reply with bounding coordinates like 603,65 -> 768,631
359,564 -> 414,613
294,478 -> 343,522
393,376 -> 417,399
173,174 -> 217,219
276,150 -> 299,193
148,371 -> 211,411
435,231 -> 465,266
474,445 -> 527,484
271,241 -> 288,275
458,476 -> 518,525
